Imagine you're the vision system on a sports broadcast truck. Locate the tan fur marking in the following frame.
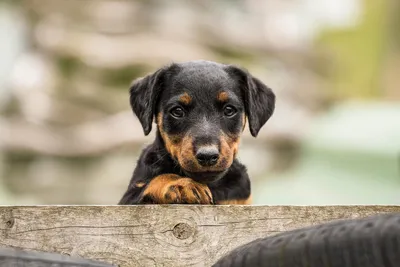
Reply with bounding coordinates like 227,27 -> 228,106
179,134 -> 201,170
217,91 -> 229,102
217,195 -> 252,205
157,112 -> 197,170
157,113 -> 182,159
221,132 -> 241,161
179,92 -> 192,105
135,182 -> 146,188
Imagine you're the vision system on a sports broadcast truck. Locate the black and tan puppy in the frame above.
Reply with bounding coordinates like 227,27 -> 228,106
119,60 -> 275,205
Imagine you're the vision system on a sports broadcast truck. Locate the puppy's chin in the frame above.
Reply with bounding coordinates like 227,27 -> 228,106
182,170 -> 227,184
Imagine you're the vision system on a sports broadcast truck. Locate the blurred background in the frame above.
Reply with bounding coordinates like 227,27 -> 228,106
0,0 -> 399,205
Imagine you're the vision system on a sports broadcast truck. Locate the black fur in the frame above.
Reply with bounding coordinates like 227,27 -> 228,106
119,60 -> 275,205
224,65 -> 276,137
129,64 -> 181,135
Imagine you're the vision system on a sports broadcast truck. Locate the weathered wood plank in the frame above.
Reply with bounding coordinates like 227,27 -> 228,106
0,205 -> 399,267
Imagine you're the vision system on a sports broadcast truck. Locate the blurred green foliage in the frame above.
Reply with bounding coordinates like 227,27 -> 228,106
317,0 -> 387,99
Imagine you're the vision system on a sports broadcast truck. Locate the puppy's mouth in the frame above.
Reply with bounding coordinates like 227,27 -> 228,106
182,169 -> 227,184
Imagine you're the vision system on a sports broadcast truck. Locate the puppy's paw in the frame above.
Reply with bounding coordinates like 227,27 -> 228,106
165,178 -> 213,204
141,174 -> 213,204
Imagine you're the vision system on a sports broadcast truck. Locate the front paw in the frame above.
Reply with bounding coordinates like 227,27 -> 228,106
141,174 -> 213,204
165,178 -> 213,204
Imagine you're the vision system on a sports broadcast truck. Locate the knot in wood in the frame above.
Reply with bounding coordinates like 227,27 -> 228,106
172,223 -> 194,240
5,219 -> 14,228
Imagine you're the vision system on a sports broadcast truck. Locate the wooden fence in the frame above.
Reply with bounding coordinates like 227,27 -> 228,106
1,205 -> 399,266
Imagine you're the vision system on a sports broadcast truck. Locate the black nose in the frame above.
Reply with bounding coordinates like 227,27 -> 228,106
196,146 -> 219,166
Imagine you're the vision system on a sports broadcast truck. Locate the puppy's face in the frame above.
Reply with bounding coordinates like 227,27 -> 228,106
129,61 -> 275,183
156,63 -> 246,182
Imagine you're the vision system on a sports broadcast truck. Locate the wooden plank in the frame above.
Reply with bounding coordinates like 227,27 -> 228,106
0,205 -> 399,267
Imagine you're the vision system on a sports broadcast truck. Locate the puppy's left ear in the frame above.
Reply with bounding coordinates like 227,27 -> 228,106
225,65 -> 276,137
129,64 -> 179,135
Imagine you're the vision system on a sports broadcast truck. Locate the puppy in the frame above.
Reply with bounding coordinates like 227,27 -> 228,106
119,60 -> 275,205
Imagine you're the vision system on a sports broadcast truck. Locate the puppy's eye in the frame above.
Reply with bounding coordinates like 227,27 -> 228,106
223,105 -> 237,117
170,107 -> 185,118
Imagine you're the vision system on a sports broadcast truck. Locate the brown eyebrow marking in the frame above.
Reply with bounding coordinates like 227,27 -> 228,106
217,91 -> 229,102
178,92 -> 192,105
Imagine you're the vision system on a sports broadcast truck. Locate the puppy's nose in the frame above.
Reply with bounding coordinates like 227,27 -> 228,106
196,146 -> 219,167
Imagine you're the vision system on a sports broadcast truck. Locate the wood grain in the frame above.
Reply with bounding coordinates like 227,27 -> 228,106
0,205 -> 399,267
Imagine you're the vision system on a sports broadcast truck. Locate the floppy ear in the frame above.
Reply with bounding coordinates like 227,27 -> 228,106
129,64 -> 178,135
225,66 -> 276,137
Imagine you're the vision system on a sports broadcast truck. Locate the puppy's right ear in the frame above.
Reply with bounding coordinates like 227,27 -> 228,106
129,64 -> 178,135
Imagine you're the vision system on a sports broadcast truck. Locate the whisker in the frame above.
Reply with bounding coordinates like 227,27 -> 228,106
150,152 -> 169,167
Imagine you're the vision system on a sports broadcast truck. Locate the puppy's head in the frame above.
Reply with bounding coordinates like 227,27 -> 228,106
129,60 -> 275,183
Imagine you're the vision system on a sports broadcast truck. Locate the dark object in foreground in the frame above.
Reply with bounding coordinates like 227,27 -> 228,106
0,248 -> 114,267
213,212 -> 400,267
